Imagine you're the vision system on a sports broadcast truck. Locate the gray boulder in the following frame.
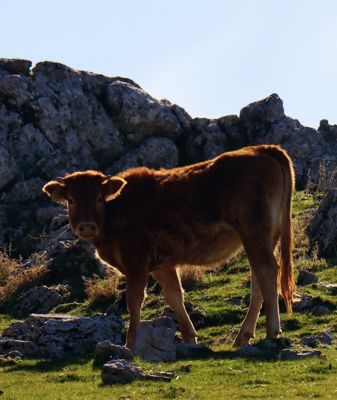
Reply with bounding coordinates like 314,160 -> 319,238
297,269 -> 317,286
106,80 -> 182,140
132,317 -> 177,361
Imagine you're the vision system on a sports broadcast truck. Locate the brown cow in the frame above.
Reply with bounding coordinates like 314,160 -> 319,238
42,144 -> 295,348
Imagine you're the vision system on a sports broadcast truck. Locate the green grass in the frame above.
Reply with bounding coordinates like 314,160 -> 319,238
1,191 -> 337,399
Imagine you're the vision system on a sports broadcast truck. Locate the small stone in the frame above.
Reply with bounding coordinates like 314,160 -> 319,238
297,270 -> 317,286
292,294 -> 314,311
301,331 -> 333,347
280,349 -> 321,360
94,341 -> 134,365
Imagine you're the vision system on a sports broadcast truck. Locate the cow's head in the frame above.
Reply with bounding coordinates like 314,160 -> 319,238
42,171 -> 127,241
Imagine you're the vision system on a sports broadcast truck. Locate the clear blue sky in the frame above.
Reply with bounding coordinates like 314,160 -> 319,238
1,0 -> 337,128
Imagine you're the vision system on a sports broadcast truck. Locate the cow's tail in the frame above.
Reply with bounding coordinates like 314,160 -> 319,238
262,146 -> 296,313
275,148 -> 296,313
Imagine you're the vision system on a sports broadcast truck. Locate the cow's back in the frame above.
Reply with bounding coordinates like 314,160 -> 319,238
105,145 -> 292,269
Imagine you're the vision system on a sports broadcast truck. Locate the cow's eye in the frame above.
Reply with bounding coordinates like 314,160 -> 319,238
67,197 -> 74,205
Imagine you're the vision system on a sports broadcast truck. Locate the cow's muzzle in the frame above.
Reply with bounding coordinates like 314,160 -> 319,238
75,222 -> 99,240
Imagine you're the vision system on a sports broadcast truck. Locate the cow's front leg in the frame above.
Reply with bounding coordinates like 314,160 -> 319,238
152,267 -> 197,343
125,273 -> 147,348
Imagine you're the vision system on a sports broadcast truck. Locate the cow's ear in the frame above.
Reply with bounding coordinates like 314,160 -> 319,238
102,177 -> 127,202
42,180 -> 67,204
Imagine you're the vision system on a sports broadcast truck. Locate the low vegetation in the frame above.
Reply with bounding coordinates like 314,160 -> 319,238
1,191 -> 337,399
0,252 -> 50,310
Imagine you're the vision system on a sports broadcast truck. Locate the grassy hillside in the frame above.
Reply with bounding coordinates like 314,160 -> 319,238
1,191 -> 337,399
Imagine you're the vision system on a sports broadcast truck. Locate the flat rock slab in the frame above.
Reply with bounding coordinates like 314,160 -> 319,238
318,283 -> 337,295
101,359 -> 175,384
239,338 -> 291,358
280,349 -> 321,360
1,313 -> 124,357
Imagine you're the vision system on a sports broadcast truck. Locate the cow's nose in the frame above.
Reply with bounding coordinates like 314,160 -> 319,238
76,222 -> 99,239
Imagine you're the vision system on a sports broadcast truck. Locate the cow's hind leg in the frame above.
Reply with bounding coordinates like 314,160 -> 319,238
152,267 -> 197,343
241,237 -> 281,341
234,272 -> 263,346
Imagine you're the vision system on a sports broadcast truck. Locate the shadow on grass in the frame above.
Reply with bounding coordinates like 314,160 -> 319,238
2,354 -> 92,374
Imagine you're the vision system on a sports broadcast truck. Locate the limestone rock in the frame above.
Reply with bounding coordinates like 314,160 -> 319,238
101,359 -> 175,384
108,137 -> 179,173
300,331 -> 333,347
239,338 -> 291,358
106,80 -> 182,139
0,145 -> 18,189
94,341 -> 134,365
1,313 -> 124,357
11,285 -> 68,318
307,188 -> 337,258
280,349 -> 321,360
297,269 -> 317,286
318,282 -> 337,295
0,338 -> 38,356
132,317 -> 176,361
0,58 -> 337,257
0,58 -> 32,75
292,294 -> 334,315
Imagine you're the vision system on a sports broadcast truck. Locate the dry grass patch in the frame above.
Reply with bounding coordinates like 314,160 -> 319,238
0,251 -> 50,309
179,265 -> 204,291
83,269 -> 120,306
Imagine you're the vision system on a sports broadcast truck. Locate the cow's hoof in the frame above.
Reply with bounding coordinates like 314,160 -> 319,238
234,332 -> 254,347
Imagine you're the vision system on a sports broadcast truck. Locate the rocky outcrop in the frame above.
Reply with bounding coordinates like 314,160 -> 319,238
0,59 -> 337,257
307,188 -> 337,258
0,313 -> 124,357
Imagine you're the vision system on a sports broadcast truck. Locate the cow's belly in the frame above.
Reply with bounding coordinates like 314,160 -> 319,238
181,223 -> 242,266
151,222 -> 243,269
